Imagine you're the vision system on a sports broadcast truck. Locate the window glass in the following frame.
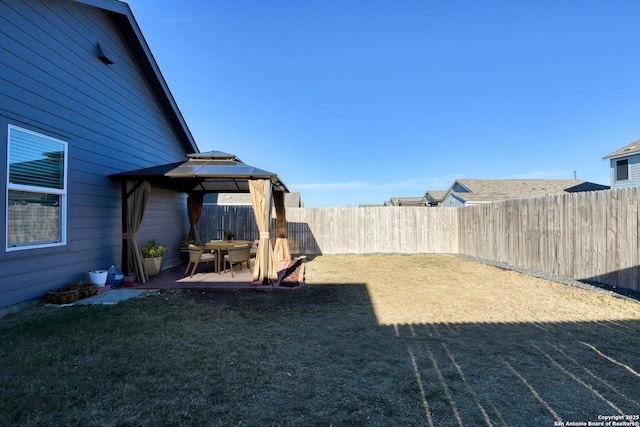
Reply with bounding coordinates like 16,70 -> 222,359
9,129 -> 64,189
616,159 -> 629,181
7,126 -> 67,249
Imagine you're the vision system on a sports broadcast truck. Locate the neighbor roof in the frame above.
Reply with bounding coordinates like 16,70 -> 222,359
603,139 -> 640,160
387,197 -> 427,207
444,179 -> 609,204
424,190 -> 446,202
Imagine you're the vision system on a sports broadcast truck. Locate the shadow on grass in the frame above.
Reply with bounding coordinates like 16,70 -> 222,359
394,319 -> 640,426
0,280 -> 639,427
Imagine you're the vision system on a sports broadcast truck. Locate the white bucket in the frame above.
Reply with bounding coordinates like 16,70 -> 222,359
89,270 -> 108,287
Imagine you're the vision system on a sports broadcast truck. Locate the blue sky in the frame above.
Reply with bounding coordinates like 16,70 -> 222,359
124,0 -> 640,207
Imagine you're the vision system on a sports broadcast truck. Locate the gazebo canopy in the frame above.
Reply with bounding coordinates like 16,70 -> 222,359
110,151 -> 288,194
109,151 -> 290,285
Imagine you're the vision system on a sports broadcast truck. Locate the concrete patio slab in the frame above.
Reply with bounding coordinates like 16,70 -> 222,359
74,288 -> 147,305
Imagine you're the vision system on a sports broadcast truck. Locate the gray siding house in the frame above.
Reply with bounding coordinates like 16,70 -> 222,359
603,140 -> 640,189
1,0 -> 197,310
424,190 -> 446,207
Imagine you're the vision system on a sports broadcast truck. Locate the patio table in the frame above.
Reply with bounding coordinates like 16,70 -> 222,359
205,240 -> 252,273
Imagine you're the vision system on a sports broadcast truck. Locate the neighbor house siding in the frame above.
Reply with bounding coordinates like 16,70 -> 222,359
441,194 -> 465,207
609,155 -> 640,189
0,0 -> 190,307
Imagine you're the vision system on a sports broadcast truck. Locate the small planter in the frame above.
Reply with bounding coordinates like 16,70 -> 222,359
142,239 -> 168,275
70,282 -> 98,299
46,282 -> 98,304
46,286 -> 80,304
89,270 -> 108,287
144,256 -> 163,276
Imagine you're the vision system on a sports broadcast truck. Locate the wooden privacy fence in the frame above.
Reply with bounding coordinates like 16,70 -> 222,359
198,205 -> 459,254
285,207 -> 458,255
200,187 -> 639,291
198,206 -> 261,242
457,187 -> 640,292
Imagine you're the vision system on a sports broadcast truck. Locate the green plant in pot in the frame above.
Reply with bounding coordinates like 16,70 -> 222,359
142,239 -> 168,276
179,236 -> 198,264
224,230 -> 235,241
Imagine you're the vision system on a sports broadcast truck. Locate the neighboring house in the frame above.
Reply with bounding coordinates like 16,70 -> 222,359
204,192 -> 302,207
440,179 -> 609,207
603,140 -> 640,189
384,197 -> 427,207
424,190 -> 446,207
1,0 -> 197,310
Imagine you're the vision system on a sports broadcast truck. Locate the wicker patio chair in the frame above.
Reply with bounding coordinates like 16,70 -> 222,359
223,247 -> 252,278
185,245 -> 217,277
249,239 -> 259,258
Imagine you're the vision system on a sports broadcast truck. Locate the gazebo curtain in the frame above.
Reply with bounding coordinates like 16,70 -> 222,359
187,191 -> 205,244
123,180 -> 151,284
272,190 -> 290,262
249,179 -> 277,283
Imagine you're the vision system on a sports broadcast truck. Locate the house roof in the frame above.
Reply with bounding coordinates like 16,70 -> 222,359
603,139 -> 640,160
387,197 -> 427,207
424,190 -> 446,202
443,179 -> 609,205
74,0 -> 198,154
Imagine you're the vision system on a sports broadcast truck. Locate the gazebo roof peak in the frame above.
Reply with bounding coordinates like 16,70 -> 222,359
188,151 -> 241,162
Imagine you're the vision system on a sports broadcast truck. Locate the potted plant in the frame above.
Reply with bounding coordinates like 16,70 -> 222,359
142,239 -> 168,276
224,230 -> 235,241
179,236 -> 198,264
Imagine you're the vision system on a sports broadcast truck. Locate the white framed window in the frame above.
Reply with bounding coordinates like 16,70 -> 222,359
6,125 -> 68,250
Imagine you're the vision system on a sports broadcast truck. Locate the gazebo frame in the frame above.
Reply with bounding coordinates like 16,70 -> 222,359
110,151 -> 290,285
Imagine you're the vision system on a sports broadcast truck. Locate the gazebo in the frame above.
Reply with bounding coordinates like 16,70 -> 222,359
110,151 -> 291,285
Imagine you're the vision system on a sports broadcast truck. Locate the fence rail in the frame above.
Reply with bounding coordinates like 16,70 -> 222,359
200,187 -> 640,292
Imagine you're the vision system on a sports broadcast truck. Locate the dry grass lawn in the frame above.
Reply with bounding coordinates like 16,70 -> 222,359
307,254 -> 640,325
1,254 -> 639,426
305,254 -> 640,426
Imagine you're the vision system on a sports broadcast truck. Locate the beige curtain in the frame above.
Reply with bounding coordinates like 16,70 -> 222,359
187,191 -> 205,244
123,180 -> 151,284
249,179 -> 277,283
272,190 -> 290,261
